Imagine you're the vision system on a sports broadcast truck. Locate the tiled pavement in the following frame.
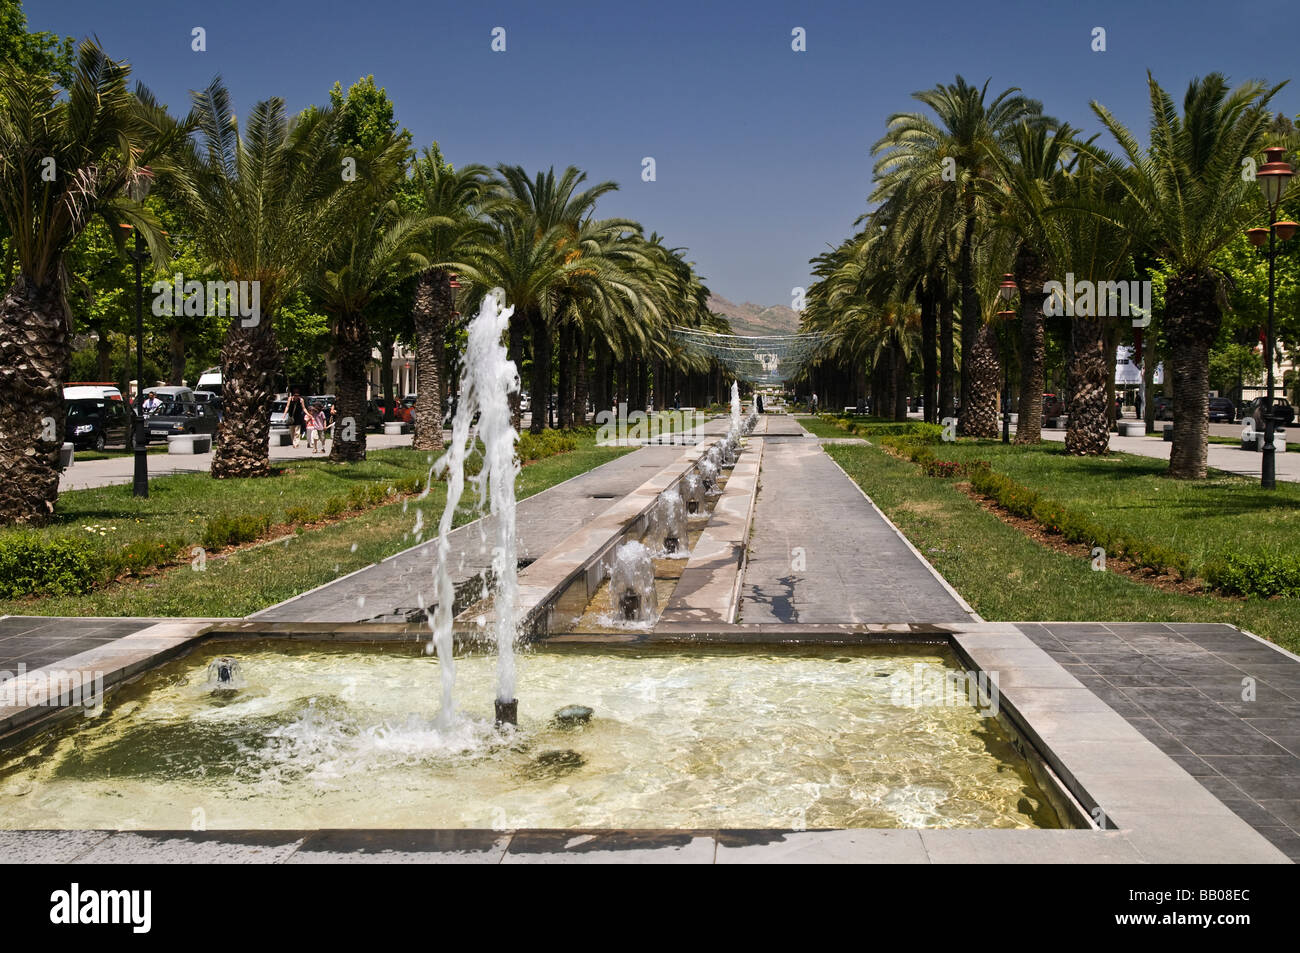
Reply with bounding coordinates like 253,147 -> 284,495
1018,621 -> 1300,861
0,616 -> 175,672
739,416 -> 976,624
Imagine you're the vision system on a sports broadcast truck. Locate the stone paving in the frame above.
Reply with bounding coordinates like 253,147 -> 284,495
1017,621 -> 1300,861
0,616 -> 172,672
739,416 -> 977,624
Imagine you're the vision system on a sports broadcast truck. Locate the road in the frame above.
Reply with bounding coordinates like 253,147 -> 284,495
58,431 -> 423,492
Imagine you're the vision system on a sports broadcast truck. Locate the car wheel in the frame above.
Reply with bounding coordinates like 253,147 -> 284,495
94,433 -> 105,452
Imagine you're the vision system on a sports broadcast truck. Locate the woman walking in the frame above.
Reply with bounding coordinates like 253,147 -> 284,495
287,389 -> 307,447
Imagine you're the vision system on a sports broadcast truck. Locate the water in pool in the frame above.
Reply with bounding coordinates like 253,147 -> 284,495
0,640 -> 1065,830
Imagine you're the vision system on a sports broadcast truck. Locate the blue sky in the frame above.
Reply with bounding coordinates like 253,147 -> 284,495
29,0 -> 1300,306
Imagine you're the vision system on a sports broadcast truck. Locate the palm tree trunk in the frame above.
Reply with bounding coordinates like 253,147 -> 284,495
893,341 -> 908,421
1064,317 -> 1109,455
508,318 -> 524,430
573,327 -> 589,426
939,290 -> 956,421
1166,271 -> 1220,479
965,323 -> 1001,438
330,309 -> 370,462
592,337 -> 608,416
957,214 -> 979,434
212,316 -> 279,478
167,324 -> 186,385
1014,246 -> 1047,444
528,309 -> 549,434
411,268 -> 449,451
0,277 -> 69,524
556,322 -> 573,429
921,281 -> 937,423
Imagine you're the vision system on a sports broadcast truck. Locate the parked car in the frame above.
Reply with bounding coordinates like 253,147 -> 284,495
1153,396 -> 1173,421
196,367 -> 222,397
270,399 -> 290,428
65,397 -> 131,451
1241,396 -> 1296,428
1208,396 -> 1236,423
366,398 -> 412,430
144,400 -> 221,444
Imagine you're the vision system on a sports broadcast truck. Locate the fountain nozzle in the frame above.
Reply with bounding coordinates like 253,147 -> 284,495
664,535 -> 679,553
495,698 -> 518,727
620,588 -> 641,620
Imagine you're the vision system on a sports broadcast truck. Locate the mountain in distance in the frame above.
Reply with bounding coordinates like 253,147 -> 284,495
706,293 -> 801,337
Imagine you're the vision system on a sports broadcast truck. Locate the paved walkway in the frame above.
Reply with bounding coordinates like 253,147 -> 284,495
739,416 -> 977,624
252,432 -> 723,623
58,431 -> 425,492
0,617 -> 173,672
1036,427 -> 1300,482
1020,621 -> 1300,861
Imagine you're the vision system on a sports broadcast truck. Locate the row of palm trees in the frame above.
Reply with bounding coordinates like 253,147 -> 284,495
0,42 -> 720,525
802,73 -> 1295,478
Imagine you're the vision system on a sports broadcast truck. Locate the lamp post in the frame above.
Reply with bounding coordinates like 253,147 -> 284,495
125,170 -> 154,498
997,274 -> 1018,444
1249,146 -> 1296,490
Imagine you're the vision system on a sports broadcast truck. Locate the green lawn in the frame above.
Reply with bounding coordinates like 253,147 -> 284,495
2,434 -> 633,617
913,440 -> 1300,570
792,414 -> 891,439
824,440 -> 1300,653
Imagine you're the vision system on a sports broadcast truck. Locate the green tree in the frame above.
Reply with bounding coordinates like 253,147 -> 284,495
1089,73 -> 1284,478
0,40 -> 179,523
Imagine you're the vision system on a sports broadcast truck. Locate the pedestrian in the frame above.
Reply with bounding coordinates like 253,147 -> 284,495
307,403 -> 326,452
810,391 -> 818,414
287,389 -> 307,447
673,390 -> 680,411
142,390 -> 161,415
756,392 -> 764,414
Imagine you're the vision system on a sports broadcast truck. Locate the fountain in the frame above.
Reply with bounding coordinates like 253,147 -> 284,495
428,288 -> 523,727
683,472 -> 704,514
608,540 -> 658,623
730,380 -> 741,434
699,458 -> 719,493
205,657 -> 242,689
649,488 -> 687,555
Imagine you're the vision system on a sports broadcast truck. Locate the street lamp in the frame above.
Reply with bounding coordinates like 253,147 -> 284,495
997,274 -> 1018,444
125,169 -> 154,498
1249,146 -> 1295,490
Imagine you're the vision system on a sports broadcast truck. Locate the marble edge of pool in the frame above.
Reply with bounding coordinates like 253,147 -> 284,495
0,620 -> 1291,864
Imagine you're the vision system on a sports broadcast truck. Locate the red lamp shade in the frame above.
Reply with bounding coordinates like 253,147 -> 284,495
1247,227 -> 1269,247
995,309 -> 1016,319
1275,221 -> 1298,242
1258,146 -> 1294,208
997,274 -> 1017,301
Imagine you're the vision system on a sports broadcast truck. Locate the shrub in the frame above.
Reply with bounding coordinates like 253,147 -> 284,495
111,537 -> 183,576
284,504 -> 319,524
201,513 -> 272,550
1206,552 -> 1300,598
0,533 -> 101,598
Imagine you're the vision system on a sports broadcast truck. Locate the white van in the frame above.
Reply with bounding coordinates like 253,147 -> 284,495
64,383 -> 124,402
196,367 -> 222,396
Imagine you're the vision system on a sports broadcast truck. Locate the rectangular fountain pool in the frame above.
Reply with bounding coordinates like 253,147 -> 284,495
0,640 -> 1076,831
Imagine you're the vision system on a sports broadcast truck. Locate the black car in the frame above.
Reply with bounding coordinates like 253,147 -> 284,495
144,400 -> 221,443
1241,396 -> 1296,428
1153,396 -> 1173,421
66,398 -> 131,451
1208,397 -> 1236,423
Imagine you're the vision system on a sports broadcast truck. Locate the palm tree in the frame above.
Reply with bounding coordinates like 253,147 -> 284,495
873,76 -> 1045,432
313,192 -> 431,462
0,41 -> 180,524
1089,73 -> 1282,478
982,121 -> 1081,443
166,80 -> 354,478
491,165 -> 618,433
406,152 -> 495,450
1041,158 -> 1138,455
